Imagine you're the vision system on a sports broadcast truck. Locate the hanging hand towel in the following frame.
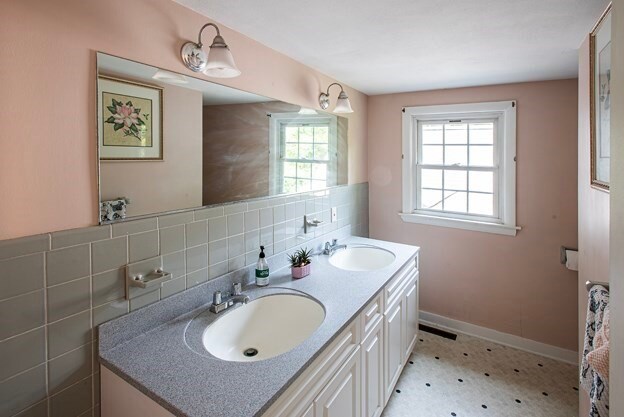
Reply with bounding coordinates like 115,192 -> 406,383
581,285 -> 609,417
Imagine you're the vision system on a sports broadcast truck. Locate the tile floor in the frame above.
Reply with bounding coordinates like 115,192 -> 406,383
382,329 -> 579,417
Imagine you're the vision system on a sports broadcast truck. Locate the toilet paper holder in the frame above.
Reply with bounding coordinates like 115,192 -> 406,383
560,246 -> 578,265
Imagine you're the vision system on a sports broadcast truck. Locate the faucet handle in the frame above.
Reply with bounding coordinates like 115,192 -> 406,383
332,238 -> 338,246
213,291 -> 222,305
233,282 -> 242,296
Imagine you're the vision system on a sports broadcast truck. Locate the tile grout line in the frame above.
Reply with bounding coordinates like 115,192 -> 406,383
43,248 -> 50,417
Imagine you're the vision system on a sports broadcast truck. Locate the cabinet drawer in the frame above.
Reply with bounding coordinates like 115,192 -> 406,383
361,293 -> 383,340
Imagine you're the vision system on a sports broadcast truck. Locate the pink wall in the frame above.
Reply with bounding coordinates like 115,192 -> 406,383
368,79 -> 579,350
577,35 -> 610,415
0,0 -> 368,240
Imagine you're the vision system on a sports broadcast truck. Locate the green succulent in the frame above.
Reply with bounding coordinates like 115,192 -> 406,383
288,247 -> 313,267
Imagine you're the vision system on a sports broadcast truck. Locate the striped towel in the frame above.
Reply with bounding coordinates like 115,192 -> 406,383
581,285 -> 609,417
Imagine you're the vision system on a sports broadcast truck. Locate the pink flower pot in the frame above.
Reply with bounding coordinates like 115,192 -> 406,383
291,263 -> 311,279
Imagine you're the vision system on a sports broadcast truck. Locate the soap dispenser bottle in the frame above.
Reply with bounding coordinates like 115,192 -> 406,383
255,246 -> 270,286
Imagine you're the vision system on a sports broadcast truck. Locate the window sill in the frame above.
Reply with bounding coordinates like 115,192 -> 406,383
399,212 -> 520,236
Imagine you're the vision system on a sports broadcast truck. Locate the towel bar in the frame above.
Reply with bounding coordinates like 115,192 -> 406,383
586,280 -> 609,291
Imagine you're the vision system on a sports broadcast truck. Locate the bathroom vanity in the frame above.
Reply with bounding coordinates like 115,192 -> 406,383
99,236 -> 419,417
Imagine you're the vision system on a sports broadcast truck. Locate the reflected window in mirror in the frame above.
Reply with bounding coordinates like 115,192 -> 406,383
270,113 -> 338,194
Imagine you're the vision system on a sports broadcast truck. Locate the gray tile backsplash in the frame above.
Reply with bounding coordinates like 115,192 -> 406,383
0,253 -> 44,300
0,183 -> 368,417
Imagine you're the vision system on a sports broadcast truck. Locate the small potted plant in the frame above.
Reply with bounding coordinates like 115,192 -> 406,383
288,247 -> 313,279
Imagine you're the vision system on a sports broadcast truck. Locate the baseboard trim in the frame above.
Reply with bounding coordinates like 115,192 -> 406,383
419,311 -> 578,365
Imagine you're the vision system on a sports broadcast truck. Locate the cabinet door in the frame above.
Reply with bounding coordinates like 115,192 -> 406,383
384,297 -> 404,403
314,348 -> 361,417
362,318 -> 384,417
403,276 -> 419,360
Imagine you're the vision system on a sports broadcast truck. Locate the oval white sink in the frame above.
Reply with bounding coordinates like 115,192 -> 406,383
202,294 -> 325,362
329,246 -> 396,271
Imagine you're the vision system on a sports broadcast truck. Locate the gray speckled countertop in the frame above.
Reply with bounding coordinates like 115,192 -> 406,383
99,236 -> 419,417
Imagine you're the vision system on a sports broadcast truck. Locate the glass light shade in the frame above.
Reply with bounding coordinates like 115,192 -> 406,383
333,95 -> 353,113
203,46 -> 241,78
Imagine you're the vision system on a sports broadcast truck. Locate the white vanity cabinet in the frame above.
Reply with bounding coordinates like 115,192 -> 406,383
266,252 -> 419,417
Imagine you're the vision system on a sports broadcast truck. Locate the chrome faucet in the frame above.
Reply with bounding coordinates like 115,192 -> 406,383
210,282 -> 250,314
323,238 -> 347,255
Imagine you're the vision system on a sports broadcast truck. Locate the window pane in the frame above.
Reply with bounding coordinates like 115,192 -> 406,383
283,178 -> 297,193
299,144 -> 314,160
469,145 -> 494,166
314,144 -> 329,161
468,171 -> 494,193
421,189 -> 443,210
469,193 -> 494,216
297,163 -> 312,178
285,126 -> 299,142
312,163 -> 327,180
285,143 -> 298,159
445,146 -> 467,166
421,145 -> 443,165
444,170 -> 467,191
314,127 -> 329,143
445,123 -> 468,144
284,162 -> 297,177
444,191 -> 467,213
299,127 -> 314,142
421,168 -> 442,189
421,124 -> 443,144
297,178 -> 312,191
469,122 -> 494,144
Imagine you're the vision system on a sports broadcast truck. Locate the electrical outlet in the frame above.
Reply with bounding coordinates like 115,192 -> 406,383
331,207 -> 337,223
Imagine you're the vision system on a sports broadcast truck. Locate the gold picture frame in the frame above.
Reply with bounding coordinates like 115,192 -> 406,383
98,75 -> 163,161
589,3 -> 612,191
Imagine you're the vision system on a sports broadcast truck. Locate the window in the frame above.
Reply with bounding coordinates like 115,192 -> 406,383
400,101 -> 519,236
269,113 -> 337,194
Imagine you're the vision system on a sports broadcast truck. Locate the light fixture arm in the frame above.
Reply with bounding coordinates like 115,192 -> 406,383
196,23 -> 226,48
324,82 -> 345,97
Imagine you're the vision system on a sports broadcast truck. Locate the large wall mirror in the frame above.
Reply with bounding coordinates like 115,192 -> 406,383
96,53 -> 348,223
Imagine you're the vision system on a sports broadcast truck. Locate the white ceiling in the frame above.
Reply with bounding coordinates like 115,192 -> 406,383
174,0 -> 609,95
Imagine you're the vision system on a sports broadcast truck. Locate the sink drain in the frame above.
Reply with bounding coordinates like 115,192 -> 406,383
243,347 -> 258,357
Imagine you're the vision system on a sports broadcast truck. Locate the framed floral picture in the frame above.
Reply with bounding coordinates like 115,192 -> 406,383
590,4 -> 612,191
98,75 -> 163,160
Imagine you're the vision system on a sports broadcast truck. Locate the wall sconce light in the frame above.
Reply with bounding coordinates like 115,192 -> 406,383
180,23 -> 241,78
319,83 -> 353,113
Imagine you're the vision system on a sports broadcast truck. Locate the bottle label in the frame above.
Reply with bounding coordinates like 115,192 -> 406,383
256,268 -> 269,278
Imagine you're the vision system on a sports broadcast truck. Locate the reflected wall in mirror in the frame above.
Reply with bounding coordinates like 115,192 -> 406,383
97,53 -> 348,223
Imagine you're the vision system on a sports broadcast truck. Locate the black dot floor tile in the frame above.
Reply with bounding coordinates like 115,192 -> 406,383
381,331 -> 578,417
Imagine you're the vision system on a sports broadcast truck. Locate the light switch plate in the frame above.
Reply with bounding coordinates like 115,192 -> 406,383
331,207 -> 337,223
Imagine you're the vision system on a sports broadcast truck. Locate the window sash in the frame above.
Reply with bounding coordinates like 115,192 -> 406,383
415,118 -> 501,220
276,119 -> 335,194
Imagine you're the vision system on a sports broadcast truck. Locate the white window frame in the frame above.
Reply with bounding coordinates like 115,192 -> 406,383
268,113 -> 338,195
400,101 -> 520,236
